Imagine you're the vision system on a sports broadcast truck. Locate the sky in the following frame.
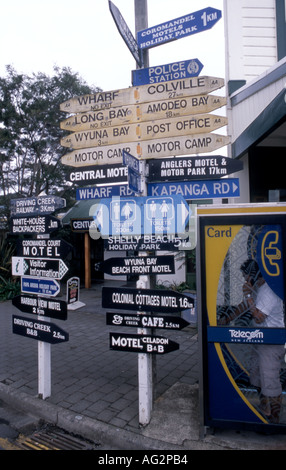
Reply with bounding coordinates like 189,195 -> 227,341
0,0 -> 225,92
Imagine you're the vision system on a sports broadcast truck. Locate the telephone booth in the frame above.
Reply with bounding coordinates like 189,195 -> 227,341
197,204 -> 286,435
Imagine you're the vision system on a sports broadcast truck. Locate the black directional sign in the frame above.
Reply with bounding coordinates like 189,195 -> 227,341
148,156 -> 243,182
12,257 -> 69,280
100,255 -> 175,276
69,164 -> 128,186
10,196 -> 66,216
102,287 -> 194,313
110,332 -> 179,354
12,315 -> 69,344
10,215 -> 61,235
12,295 -> 68,320
104,234 -> 192,251
17,238 -> 72,259
107,312 -> 189,330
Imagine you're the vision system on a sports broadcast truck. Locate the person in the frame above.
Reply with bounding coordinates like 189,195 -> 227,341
219,259 -> 285,423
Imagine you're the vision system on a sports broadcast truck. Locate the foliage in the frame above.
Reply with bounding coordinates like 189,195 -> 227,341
0,234 -> 20,301
0,65 -> 100,227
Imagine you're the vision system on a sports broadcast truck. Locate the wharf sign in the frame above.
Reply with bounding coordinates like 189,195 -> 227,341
10,215 -> 61,235
132,58 -> 204,86
60,76 -> 224,114
69,164 -> 127,185
148,156 -> 243,182
60,94 -> 226,133
137,7 -> 222,49
102,287 -> 194,313
13,315 -> 69,344
12,257 -> 69,280
10,196 -> 66,216
12,294 -> 68,321
107,312 -> 189,330
110,332 -> 179,354
148,178 -> 240,200
100,255 -> 175,276
76,184 -> 135,201
60,113 -> 227,150
17,238 -> 72,259
104,234 -> 193,252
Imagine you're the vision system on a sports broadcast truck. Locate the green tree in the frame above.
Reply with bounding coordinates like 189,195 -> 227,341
0,65 -> 100,226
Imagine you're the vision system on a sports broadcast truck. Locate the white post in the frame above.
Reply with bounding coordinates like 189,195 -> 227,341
38,320 -> 51,399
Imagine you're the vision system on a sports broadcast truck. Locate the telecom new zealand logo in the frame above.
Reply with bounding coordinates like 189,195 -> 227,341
229,329 -> 264,343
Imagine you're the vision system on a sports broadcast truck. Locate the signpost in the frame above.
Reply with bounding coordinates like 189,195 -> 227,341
60,113 -> 227,150
102,286 -> 194,312
10,196 -> 66,216
110,332 -> 179,354
148,178 -> 240,199
107,312 -> 189,330
148,156 -> 243,182
10,215 -> 61,235
12,315 -> 69,344
60,94 -> 226,133
132,58 -> 204,86
12,257 -> 69,280
12,295 -> 68,320
21,277 -> 60,297
59,76 -> 225,114
137,7 -> 222,49
101,255 -> 175,276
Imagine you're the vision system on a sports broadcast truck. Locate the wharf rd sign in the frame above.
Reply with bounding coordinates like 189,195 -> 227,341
60,113 -> 228,150
60,94 -> 226,133
12,295 -> 68,321
137,7 -> 222,49
10,196 -> 66,216
148,156 -> 244,182
17,238 -> 72,259
12,257 -> 69,280
101,255 -> 175,276
10,215 -> 61,235
104,234 -> 193,252
109,0 -> 142,67
110,332 -> 179,354
12,315 -> 69,344
107,312 -> 189,330
21,277 -> 60,297
132,58 -> 204,86
69,164 -> 128,185
148,178 -> 240,199
60,76 -> 224,113
102,287 -> 194,313
76,184 -> 135,201
64,134 -> 230,167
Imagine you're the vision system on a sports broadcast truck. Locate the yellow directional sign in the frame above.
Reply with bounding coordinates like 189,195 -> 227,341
60,114 -> 228,150
60,76 -> 225,113
61,133 -> 230,166
60,95 -> 227,132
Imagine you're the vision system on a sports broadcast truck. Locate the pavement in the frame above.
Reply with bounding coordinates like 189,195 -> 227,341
1,280 -> 286,451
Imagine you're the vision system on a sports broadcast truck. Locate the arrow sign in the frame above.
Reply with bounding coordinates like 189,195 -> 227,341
100,255 -> 175,276
137,7 -> 222,49
109,0 -> 142,67
110,332 -> 179,354
60,94 -> 226,133
69,164 -> 127,185
12,295 -> 68,320
12,315 -> 69,344
132,58 -> 204,86
107,312 -> 189,329
17,238 -> 72,259
148,178 -> 240,200
60,76 -> 224,114
148,156 -> 243,182
12,257 -> 69,280
102,287 -> 194,312
10,196 -> 66,216
10,215 -> 61,235
21,277 -> 60,297
60,113 -> 227,150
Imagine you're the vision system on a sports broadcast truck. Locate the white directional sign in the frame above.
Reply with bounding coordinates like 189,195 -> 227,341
89,196 -> 190,237
60,76 -> 224,114
60,114 -> 227,150
60,95 -> 226,132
